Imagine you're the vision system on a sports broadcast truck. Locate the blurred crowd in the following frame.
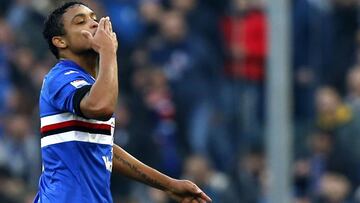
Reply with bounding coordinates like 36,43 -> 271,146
1,0 -> 360,202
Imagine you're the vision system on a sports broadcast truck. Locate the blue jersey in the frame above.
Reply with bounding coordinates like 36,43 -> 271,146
34,60 -> 115,203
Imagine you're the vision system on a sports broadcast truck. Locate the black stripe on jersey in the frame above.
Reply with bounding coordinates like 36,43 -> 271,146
73,85 -> 92,118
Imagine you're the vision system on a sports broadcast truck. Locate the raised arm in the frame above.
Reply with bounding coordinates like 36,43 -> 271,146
112,144 -> 212,203
80,17 -> 118,120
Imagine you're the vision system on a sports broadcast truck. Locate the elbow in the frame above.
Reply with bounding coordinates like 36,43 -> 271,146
83,102 -> 115,121
94,109 -> 114,121
91,105 -> 114,121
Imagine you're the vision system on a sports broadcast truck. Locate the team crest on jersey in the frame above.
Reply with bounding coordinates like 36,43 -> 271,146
70,80 -> 90,88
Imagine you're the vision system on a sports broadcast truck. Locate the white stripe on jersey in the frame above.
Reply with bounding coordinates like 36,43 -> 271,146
41,112 -> 114,127
41,131 -> 114,148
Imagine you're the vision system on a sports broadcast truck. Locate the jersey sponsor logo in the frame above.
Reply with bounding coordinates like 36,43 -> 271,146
70,80 -> 90,88
102,155 -> 112,172
64,70 -> 79,75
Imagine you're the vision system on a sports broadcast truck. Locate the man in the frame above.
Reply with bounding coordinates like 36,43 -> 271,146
34,2 -> 212,203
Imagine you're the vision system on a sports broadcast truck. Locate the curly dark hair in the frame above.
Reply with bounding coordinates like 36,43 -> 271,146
42,1 -> 87,59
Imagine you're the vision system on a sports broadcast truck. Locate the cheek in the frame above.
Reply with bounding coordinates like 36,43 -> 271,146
67,31 -> 91,50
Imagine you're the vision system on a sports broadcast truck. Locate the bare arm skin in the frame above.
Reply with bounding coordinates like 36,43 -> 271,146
112,144 -> 212,203
80,17 -> 118,120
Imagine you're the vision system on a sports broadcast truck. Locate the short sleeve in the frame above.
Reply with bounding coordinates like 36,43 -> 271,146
46,69 -> 92,114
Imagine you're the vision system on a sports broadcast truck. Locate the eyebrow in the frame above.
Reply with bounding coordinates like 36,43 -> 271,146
71,12 -> 97,22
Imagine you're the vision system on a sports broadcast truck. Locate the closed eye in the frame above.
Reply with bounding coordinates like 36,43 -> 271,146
72,12 -> 97,24
73,16 -> 86,24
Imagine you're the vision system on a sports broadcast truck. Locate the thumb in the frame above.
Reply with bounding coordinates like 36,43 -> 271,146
81,30 -> 93,40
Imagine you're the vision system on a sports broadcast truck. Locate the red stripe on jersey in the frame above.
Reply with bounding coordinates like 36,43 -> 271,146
41,120 -> 111,133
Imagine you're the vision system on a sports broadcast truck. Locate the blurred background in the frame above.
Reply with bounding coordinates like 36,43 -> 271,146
0,0 -> 360,202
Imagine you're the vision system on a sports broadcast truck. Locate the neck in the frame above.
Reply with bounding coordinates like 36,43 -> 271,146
60,52 -> 98,78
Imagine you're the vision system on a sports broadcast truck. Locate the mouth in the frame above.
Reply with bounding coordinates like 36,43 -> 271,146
92,27 -> 100,36
87,28 -> 97,37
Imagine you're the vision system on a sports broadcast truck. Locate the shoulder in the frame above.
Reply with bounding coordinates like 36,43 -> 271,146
43,63 -> 89,91
47,64 -> 83,82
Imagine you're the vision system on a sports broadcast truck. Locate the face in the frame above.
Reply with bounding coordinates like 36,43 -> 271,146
233,0 -> 263,12
310,133 -> 332,154
56,5 -> 99,56
347,68 -> 360,94
184,156 -> 209,184
171,0 -> 196,12
315,88 -> 340,114
139,1 -> 163,23
233,0 -> 249,11
160,12 -> 186,42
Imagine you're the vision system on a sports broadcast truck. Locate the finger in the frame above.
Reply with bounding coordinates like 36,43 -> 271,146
197,197 -> 206,203
104,16 -> 110,33
81,30 -> 93,40
187,182 -> 201,194
108,17 -> 113,32
183,197 -> 192,203
112,32 -> 118,48
168,193 -> 182,202
182,197 -> 192,203
191,199 -> 198,203
98,17 -> 105,30
199,192 -> 212,202
112,32 -> 117,39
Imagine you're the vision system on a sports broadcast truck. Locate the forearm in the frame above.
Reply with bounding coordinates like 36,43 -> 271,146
112,144 -> 173,191
89,51 -> 117,105
94,51 -> 118,103
81,51 -> 118,119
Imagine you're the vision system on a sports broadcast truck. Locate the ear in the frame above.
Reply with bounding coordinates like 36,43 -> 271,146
52,36 -> 67,49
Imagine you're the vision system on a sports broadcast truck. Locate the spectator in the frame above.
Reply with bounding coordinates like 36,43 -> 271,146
345,66 -> 360,112
6,0 -> 47,58
292,0 -> 333,121
111,101 -> 133,202
0,114 -> 40,189
314,86 -> 360,187
315,87 -> 352,132
169,0 -> 223,55
0,17 -> 14,136
182,154 -> 232,203
229,147 -> 267,203
293,131 -> 335,200
293,0 -> 358,124
325,0 -> 358,93
219,0 -> 267,149
314,173 -> 351,203
138,0 -> 164,41
148,10 -> 218,156
144,69 -> 181,177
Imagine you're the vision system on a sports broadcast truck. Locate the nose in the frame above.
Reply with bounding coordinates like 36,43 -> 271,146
90,19 -> 98,29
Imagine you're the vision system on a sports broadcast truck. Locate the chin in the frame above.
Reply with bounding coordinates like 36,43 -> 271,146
80,49 -> 98,57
